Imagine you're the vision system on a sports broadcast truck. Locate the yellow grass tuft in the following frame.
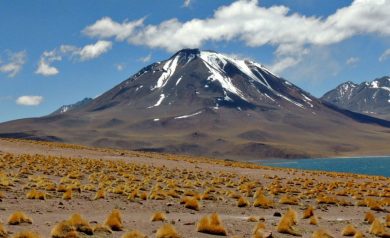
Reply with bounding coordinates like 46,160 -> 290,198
94,189 -> 105,200
237,196 -> 250,207
277,208 -> 301,236
26,189 -> 45,200
312,229 -> 334,238
104,209 -> 123,231
12,231 -> 41,238
369,219 -> 388,237
151,211 -> 167,222
309,216 -> 319,225
62,189 -> 72,200
8,211 -> 32,225
182,196 -> 200,211
252,222 -> 272,238
0,223 -> 6,238
253,194 -> 274,208
353,231 -> 364,238
279,195 -> 300,205
364,212 -> 376,224
121,230 -> 147,238
68,213 -> 93,235
247,216 -> 258,222
341,224 -> 357,236
50,220 -> 78,238
303,205 -> 315,219
93,224 -> 112,234
155,223 -> 181,238
197,213 -> 227,236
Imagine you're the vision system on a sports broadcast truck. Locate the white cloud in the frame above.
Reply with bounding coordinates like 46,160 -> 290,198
35,50 -> 61,76
78,40 -> 112,61
346,57 -> 359,65
116,63 -> 125,71
379,49 -> 390,62
0,51 -> 27,77
183,0 -> 191,7
138,53 -> 152,63
16,96 -> 43,106
36,41 -> 113,76
83,17 -> 144,41
36,60 -> 59,76
268,57 -> 301,75
84,0 -> 390,55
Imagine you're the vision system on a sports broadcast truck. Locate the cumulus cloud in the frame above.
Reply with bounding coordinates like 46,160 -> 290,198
379,49 -> 390,62
0,51 -> 27,77
35,50 -> 61,76
83,0 -> 390,73
85,0 -> 390,51
116,63 -> 125,71
36,41 -> 112,76
138,53 -> 152,63
78,40 -> 112,61
83,17 -> 144,41
346,56 -> 359,65
183,0 -> 191,7
16,96 -> 43,106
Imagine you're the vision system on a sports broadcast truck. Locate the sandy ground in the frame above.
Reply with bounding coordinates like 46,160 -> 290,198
0,139 -> 388,238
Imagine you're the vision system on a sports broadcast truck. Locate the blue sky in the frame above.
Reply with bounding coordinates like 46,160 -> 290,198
1,0 -> 389,122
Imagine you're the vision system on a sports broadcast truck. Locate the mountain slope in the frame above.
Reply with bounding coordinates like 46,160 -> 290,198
322,76 -> 390,120
1,49 -> 390,159
51,97 -> 93,115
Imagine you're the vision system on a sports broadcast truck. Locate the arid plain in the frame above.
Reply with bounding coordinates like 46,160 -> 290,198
0,139 -> 388,238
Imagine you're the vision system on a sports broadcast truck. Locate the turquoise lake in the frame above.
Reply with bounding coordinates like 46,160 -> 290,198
255,156 -> 390,177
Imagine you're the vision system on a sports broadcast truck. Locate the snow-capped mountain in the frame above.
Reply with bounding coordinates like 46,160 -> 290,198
322,76 -> 390,120
51,97 -> 93,115
0,49 -> 389,159
86,49 -> 318,114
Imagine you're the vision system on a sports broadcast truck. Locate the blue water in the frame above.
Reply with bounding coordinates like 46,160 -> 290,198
255,156 -> 390,177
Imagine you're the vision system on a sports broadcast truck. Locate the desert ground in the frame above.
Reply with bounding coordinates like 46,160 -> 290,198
0,138 -> 388,238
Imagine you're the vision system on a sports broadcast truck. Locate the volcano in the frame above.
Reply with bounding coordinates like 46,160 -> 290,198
1,49 -> 390,159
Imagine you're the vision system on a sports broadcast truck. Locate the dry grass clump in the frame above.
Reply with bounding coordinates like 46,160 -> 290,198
12,231 -> 41,238
155,224 -> 180,238
353,231 -> 364,238
104,209 -> 123,231
247,216 -> 258,222
310,216 -> 319,225
68,214 -> 93,235
365,212 -> 376,224
121,230 -> 147,238
0,224 -> 7,238
62,189 -> 72,200
181,196 -> 200,211
50,221 -> 78,238
253,194 -> 274,208
303,205 -> 315,219
237,196 -> 250,207
26,189 -> 45,200
369,219 -> 389,237
93,224 -> 112,234
279,195 -> 300,205
94,189 -> 105,200
197,213 -> 227,236
341,224 -> 357,236
277,208 -> 301,236
312,229 -> 334,238
151,211 -> 167,222
8,211 -> 32,225
252,222 -> 272,238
